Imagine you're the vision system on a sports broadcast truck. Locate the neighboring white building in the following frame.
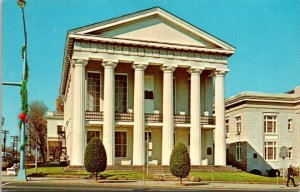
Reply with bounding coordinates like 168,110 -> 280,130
59,7 -> 235,166
225,86 -> 300,175
46,111 -> 65,162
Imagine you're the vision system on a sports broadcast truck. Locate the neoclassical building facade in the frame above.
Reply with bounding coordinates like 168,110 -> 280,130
225,86 -> 300,174
60,7 -> 235,166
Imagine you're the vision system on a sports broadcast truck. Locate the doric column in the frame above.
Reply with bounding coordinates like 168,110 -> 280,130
132,64 -> 148,165
161,66 -> 176,165
71,59 -> 88,166
102,61 -> 117,166
214,70 -> 227,166
189,68 -> 203,165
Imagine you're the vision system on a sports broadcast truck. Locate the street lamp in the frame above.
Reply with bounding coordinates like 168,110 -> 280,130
18,0 -> 26,8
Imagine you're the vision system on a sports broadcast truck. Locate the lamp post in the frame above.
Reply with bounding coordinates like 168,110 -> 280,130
16,0 -> 29,181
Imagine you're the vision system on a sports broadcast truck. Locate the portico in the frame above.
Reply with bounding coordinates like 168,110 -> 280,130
60,7 -> 235,167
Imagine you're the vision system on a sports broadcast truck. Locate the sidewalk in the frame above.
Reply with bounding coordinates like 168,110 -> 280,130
2,174 -> 300,191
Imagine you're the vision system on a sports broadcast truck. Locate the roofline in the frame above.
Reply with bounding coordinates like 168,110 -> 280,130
69,6 -> 235,51
225,92 -> 300,108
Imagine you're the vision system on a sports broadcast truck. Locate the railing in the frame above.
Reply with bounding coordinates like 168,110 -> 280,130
115,113 -> 134,122
201,116 -> 215,125
174,114 -> 190,123
85,111 -> 103,120
84,111 -> 215,125
145,113 -> 163,122
53,111 -> 64,116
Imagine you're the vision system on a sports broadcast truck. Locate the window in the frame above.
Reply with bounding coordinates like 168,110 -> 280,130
87,131 -> 100,144
115,132 -> 127,157
288,119 -> 293,131
145,91 -> 154,99
48,141 -> 62,161
115,74 -> 128,113
87,72 -> 101,111
145,131 -> 152,142
264,141 -> 277,160
288,147 -> 293,159
173,78 -> 176,114
57,125 -> 63,134
236,116 -> 241,134
188,79 -> 191,115
207,147 -> 212,155
264,115 -> 277,133
173,133 -> 176,146
236,142 -> 241,161
225,118 -> 229,133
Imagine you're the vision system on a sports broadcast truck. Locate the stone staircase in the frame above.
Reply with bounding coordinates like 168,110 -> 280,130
65,165 -> 241,174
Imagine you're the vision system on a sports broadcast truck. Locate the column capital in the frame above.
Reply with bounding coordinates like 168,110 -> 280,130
132,64 -> 148,70
72,59 -> 88,67
102,61 -> 117,68
188,67 -> 204,74
161,65 -> 176,72
214,69 -> 229,76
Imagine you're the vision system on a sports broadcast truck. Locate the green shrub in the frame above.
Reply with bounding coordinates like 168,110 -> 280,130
170,142 -> 191,184
84,138 -> 107,180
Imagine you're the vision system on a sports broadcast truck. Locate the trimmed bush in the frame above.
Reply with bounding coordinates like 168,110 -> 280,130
84,138 -> 107,180
268,169 -> 280,177
170,142 -> 191,184
249,169 -> 262,176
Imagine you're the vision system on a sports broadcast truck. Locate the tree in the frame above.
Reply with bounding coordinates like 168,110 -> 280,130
84,138 -> 107,180
170,143 -> 191,184
56,96 -> 64,112
26,100 -> 48,163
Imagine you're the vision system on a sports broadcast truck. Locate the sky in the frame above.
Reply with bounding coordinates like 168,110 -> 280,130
2,0 -> 300,144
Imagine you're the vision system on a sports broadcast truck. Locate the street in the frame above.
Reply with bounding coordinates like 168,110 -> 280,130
2,181 -> 299,192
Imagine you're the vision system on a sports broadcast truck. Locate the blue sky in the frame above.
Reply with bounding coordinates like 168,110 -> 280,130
2,0 -> 300,143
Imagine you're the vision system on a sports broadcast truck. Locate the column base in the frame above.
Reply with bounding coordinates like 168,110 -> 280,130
17,169 -> 27,181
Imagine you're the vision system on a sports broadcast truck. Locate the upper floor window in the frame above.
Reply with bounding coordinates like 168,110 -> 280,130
225,118 -> 229,133
87,72 -> 101,112
115,74 -> 128,113
288,119 -> 293,131
264,115 -> 277,133
264,141 -> 277,160
87,131 -> 100,144
235,116 -> 241,134
173,78 -> 176,114
236,142 -> 241,161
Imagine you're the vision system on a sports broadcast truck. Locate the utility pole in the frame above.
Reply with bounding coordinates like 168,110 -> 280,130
11,136 -> 20,159
2,130 -> 9,156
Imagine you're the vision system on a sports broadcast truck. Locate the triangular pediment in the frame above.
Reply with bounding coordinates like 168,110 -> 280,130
90,16 -> 216,48
70,7 -> 235,51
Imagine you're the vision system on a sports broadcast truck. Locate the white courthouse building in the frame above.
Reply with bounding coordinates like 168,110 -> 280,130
59,7 -> 235,166
225,86 -> 300,174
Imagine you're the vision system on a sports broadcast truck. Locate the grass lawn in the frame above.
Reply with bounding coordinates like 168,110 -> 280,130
190,171 -> 299,184
26,167 -> 154,180
26,167 -> 299,184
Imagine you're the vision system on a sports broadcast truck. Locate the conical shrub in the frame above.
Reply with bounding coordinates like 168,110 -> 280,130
170,142 -> 191,184
84,138 -> 107,180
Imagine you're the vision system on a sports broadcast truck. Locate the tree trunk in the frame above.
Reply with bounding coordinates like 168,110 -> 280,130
180,177 -> 182,184
96,172 -> 98,181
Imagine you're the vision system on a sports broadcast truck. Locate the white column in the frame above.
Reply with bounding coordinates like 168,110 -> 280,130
132,64 -> 147,165
214,70 -> 227,166
102,61 -> 117,166
71,59 -> 87,166
161,66 -> 176,165
189,68 -> 203,165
